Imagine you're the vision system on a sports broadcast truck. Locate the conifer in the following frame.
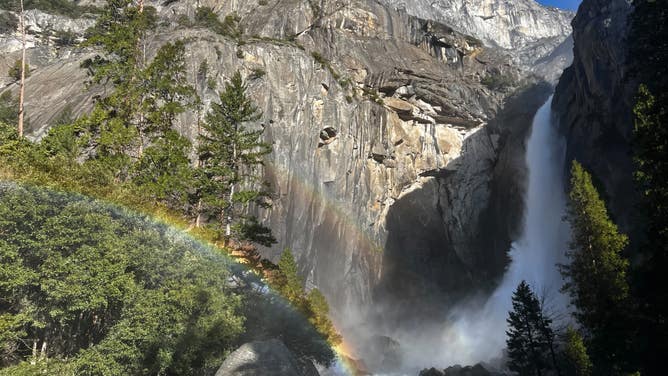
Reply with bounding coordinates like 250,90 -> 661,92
197,71 -> 273,245
560,161 -> 631,373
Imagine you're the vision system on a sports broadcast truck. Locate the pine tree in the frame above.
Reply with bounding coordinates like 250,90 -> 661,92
506,281 -> 555,376
82,0 -> 154,162
80,0 -> 195,182
307,289 -> 342,345
562,327 -> 592,376
268,249 -> 342,346
275,249 -> 305,306
196,71 -> 273,245
560,161 -> 631,373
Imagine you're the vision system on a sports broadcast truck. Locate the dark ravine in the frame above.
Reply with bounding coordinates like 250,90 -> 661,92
553,0 -> 637,234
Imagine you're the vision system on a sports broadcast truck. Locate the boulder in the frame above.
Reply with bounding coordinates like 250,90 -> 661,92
215,339 -> 318,376
443,363 -> 497,376
420,367 -> 445,376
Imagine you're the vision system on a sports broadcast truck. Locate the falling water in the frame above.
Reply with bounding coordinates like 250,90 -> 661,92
389,96 -> 573,372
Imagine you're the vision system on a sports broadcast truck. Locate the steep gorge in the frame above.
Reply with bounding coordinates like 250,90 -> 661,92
552,0 -> 637,234
0,0 -> 575,372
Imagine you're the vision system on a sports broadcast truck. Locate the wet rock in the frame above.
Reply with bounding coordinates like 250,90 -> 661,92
420,368 -> 445,376
364,335 -> 402,372
215,339 -> 318,376
444,363 -> 508,376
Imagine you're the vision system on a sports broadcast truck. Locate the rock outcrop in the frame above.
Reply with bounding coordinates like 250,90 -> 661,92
552,0 -> 637,233
215,339 -> 318,376
378,0 -> 575,82
419,363 -> 506,376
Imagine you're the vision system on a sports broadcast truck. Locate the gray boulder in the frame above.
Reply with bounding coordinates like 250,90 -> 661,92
215,339 -> 319,376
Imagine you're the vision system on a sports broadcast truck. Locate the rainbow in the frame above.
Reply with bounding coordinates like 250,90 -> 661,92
0,178 -> 366,375
263,159 -> 384,253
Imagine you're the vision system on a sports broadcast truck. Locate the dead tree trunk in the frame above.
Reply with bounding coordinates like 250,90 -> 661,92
17,0 -> 27,138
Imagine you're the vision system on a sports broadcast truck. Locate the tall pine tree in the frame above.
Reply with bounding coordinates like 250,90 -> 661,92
506,280 -> 557,376
196,71 -> 273,245
560,161 -> 632,375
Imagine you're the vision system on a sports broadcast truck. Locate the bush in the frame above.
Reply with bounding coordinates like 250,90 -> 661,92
249,67 -> 266,80
54,29 -> 78,47
8,59 -> 30,82
194,7 -> 242,39
0,91 -> 18,124
0,184 -> 246,374
481,72 -> 515,91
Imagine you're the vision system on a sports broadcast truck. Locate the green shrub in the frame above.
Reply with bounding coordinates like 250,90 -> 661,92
207,76 -> 217,90
481,72 -> 515,91
0,91 -> 18,124
8,59 -> 30,82
176,13 -> 192,27
54,29 -> 78,47
249,67 -> 266,79
194,7 -> 242,39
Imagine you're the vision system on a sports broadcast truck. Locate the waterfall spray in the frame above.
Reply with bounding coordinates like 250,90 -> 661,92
391,96 -> 572,372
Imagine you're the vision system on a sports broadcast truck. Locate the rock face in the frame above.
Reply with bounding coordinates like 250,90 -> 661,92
0,0 -> 556,370
378,0 -> 575,81
419,363 -> 505,376
0,9 -> 95,87
215,339 -> 318,376
552,0 -> 637,233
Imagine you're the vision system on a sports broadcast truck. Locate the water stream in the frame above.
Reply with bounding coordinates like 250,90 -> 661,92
396,96 -> 573,372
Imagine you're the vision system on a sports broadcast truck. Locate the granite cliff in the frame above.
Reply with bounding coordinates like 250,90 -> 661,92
552,0 -> 636,233
0,0 -> 572,371
379,0 -> 575,82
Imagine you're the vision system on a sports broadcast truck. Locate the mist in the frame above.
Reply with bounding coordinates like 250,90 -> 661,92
395,97 -> 571,372
333,97 -> 573,375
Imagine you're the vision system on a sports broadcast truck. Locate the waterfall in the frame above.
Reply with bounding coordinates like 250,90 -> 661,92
393,96 -> 572,371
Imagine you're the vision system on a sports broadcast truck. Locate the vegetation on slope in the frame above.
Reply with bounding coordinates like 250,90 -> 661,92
0,184 -> 244,374
0,0 -> 341,372
506,2 -> 668,375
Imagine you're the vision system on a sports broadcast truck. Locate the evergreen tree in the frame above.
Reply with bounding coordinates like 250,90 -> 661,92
560,161 -> 632,374
306,289 -> 342,345
626,2 -> 668,371
274,249 -> 305,306
0,185 -> 245,374
78,0 -> 196,182
562,327 -> 592,376
506,280 -> 555,376
268,249 -> 342,347
132,129 -> 194,209
632,84 -> 668,374
196,71 -> 273,245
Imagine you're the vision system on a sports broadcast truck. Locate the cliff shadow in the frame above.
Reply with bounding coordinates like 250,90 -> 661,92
371,81 -> 554,326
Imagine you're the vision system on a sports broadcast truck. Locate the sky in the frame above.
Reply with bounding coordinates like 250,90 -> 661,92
537,0 -> 582,10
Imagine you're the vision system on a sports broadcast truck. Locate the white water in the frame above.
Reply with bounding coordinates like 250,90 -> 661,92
394,96 -> 572,370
